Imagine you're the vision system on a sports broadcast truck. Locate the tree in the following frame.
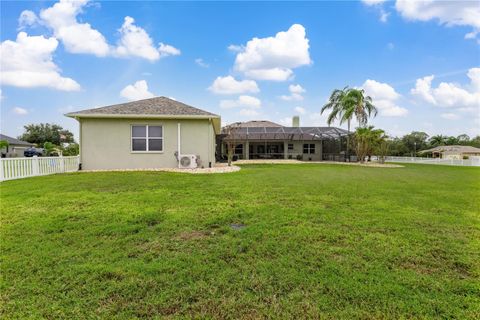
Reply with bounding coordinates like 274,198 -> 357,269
0,140 -> 9,150
376,135 -> 390,164
0,140 -> 9,157
43,142 -> 61,156
223,125 -> 238,166
354,126 -> 384,163
402,131 -> 429,156
457,134 -> 470,145
321,87 -> 378,160
61,143 -> 79,156
470,136 -> 480,148
445,136 -> 459,145
19,123 -> 74,146
428,134 -> 447,147
388,137 -> 408,156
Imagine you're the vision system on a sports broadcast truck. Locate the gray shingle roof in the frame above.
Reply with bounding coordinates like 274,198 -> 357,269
0,134 -> 34,146
66,96 -> 219,118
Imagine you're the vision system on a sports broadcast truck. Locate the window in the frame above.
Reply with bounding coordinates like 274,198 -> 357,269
131,125 -> 163,152
288,143 -> 294,151
234,144 -> 243,155
303,143 -> 315,154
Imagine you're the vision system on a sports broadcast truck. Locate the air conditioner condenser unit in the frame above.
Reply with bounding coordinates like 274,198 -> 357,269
179,155 -> 197,169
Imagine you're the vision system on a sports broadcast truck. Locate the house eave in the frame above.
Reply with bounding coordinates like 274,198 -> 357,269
65,113 -> 221,134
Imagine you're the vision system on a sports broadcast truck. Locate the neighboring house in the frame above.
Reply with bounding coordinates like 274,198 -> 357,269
66,97 -> 220,170
0,134 -> 34,158
419,145 -> 480,160
218,119 -> 350,161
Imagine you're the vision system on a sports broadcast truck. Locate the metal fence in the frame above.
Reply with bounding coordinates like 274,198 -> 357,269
0,156 -> 80,181
384,156 -> 480,167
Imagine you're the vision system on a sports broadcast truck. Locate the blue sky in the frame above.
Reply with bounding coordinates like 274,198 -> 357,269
1,0 -> 479,140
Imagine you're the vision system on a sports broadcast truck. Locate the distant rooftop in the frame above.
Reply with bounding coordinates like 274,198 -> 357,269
420,145 -> 480,154
226,120 -> 283,128
66,96 -> 219,118
0,134 -> 33,146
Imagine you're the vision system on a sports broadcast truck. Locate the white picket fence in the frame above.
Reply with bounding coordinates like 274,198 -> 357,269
0,156 -> 80,181
385,156 -> 480,167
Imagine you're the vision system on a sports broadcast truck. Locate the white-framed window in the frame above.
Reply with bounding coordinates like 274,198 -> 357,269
131,125 -> 163,152
303,143 -> 315,154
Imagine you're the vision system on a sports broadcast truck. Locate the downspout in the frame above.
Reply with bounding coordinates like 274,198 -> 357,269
177,122 -> 181,168
78,117 -> 82,170
208,118 -> 212,168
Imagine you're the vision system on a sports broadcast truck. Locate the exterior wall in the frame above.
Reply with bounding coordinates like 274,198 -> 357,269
222,140 -> 323,161
80,118 -> 216,170
285,141 -> 323,161
443,152 -> 480,160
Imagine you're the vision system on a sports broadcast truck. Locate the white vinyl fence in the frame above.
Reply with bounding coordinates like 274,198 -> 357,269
0,156 -> 80,181
385,156 -> 480,167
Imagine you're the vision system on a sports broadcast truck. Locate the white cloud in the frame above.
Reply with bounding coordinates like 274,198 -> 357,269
120,80 -> 155,101
441,113 -> 460,120
239,109 -> 260,117
387,42 -> 395,50
411,75 -> 436,104
209,76 -> 259,95
158,42 -> 181,58
195,58 -> 209,68
18,10 -> 38,30
362,79 -> 408,117
395,0 -> 480,40
227,44 -> 243,52
468,67 -> 480,91
115,16 -> 180,61
380,10 -> 390,23
361,0 -> 387,6
32,1 -> 180,60
233,24 -> 311,81
40,0 -> 110,56
0,89 -> 3,100
294,106 -> 306,115
411,68 -> 480,109
0,32 -> 81,91
280,84 -> 306,101
361,0 -> 390,22
245,68 -> 294,82
220,95 -> 261,109
13,107 -> 28,115
289,84 -> 306,94
465,31 -> 478,39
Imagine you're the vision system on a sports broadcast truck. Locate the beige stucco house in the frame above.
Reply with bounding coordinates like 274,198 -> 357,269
66,97 -> 220,170
419,145 -> 480,160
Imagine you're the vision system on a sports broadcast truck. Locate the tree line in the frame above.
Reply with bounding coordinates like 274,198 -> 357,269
321,87 -> 479,162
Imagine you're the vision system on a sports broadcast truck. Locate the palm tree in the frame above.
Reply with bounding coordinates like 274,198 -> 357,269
354,126 -> 385,163
428,135 -> 448,147
321,87 -> 378,160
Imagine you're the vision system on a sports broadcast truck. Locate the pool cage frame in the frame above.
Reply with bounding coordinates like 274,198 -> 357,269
217,126 -> 353,162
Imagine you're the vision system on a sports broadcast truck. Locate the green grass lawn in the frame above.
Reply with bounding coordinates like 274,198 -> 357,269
1,164 -> 479,319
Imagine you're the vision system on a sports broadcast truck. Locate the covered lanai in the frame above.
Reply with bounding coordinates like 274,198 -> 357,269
217,120 -> 351,161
